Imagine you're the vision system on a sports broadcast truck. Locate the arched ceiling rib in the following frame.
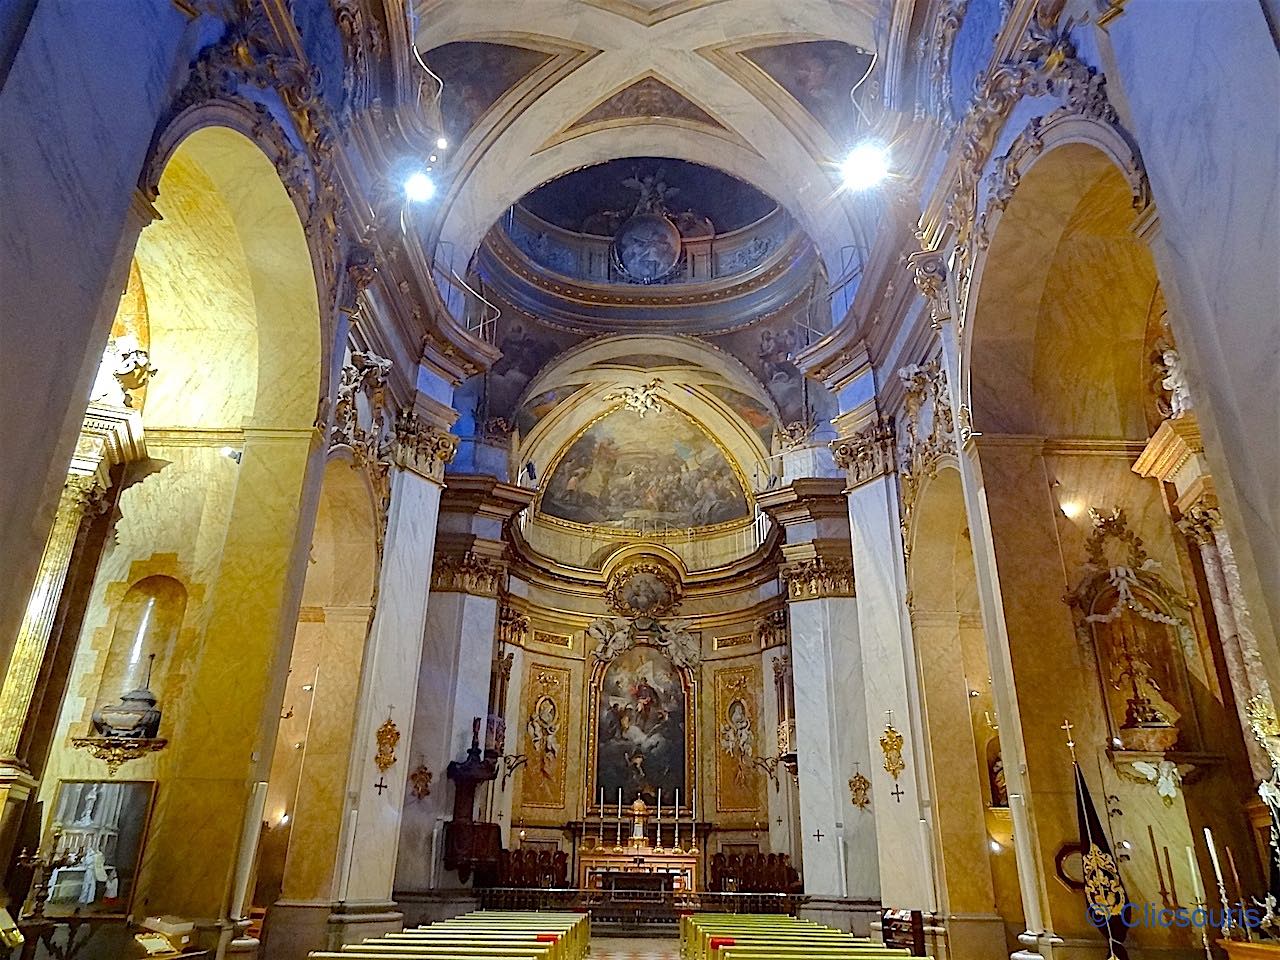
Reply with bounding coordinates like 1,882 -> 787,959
413,0 -> 882,278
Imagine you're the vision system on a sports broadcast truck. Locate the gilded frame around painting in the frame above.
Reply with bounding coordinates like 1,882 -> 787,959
40,778 -> 158,917
585,639 -> 696,814
714,664 -> 764,814
520,663 -> 572,809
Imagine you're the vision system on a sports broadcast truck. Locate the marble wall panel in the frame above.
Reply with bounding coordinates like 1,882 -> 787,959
1100,0 -> 1280,688
0,2 -> 190,674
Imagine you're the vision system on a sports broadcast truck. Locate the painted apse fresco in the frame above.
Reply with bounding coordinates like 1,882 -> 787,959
594,645 -> 687,807
541,406 -> 749,528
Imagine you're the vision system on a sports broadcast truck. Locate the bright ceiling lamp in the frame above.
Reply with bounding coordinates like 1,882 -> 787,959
404,169 -> 436,202
840,141 -> 891,191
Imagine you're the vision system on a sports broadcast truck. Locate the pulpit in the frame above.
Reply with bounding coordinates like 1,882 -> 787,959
444,718 -> 499,882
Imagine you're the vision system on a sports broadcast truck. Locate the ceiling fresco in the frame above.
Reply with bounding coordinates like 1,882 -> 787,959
423,41 -> 553,145
741,40 -> 874,149
568,76 -> 725,132
540,405 -> 750,529
519,158 -> 776,236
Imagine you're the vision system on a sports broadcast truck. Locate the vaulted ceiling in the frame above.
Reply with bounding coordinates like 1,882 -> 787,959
412,0 -> 886,280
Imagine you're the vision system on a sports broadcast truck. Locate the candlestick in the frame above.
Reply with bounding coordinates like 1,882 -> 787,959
1187,846 -> 1204,901
1204,828 -> 1233,939
689,787 -> 698,853
673,788 -> 680,850
597,788 -> 604,847
1225,846 -> 1251,941
655,788 -> 663,852
615,788 -> 623,851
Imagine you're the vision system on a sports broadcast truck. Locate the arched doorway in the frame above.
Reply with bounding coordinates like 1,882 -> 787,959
961,141 -> 1261,951
254,455 -> 379,957
908,465 -> 1022,957
37,123 -> 326,928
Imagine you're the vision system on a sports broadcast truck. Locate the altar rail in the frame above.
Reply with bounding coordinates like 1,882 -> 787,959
476,887 -> 801,926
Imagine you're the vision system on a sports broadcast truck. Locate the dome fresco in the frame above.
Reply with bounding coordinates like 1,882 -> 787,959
540,404 -> 749,530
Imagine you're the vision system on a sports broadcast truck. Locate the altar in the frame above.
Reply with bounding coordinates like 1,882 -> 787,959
576,797 -> 699,891
577,841 -> 699,892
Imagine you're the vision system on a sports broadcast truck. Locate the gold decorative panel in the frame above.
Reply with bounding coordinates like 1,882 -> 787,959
521,664 -> 571,809
533,630 -> 572,648
714,632 -> 752,650
714,665 -> 764,813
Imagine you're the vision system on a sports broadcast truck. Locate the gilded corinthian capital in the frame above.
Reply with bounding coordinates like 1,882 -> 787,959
831,415 -> 896,489
391,410 -> 457,482
780,557 -> 856,600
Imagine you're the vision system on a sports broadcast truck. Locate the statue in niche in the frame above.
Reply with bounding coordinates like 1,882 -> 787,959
1097,612 -> 1182,754
1158,345 -> 1193,419
989,753 -> 1009,808
1068,509 -> 1195,755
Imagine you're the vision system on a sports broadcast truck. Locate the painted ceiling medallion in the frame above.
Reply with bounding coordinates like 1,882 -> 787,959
610,171 -> 684,284
605,558 -> 684,619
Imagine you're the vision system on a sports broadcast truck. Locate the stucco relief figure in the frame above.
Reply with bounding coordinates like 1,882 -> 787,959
1159,347 -> 1193,418
720,698 -> 755,785
527,695 -> 560,777
596,645 -> 686,807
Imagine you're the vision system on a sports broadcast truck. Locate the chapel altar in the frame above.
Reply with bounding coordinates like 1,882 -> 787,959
576,797 -> 699,891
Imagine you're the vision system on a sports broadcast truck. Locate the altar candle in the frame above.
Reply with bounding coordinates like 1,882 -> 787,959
1187,846 -> 1204,901
1204,828 -> 1225,892
598,788 -> 604,844
674,789 -> 680,847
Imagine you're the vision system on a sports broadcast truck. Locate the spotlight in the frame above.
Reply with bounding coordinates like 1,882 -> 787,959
989,839 -> 1002,854
404,170 -> 436,202
840,141 -> 890,191
220,446 -> 242,463
436,136 -> 448,150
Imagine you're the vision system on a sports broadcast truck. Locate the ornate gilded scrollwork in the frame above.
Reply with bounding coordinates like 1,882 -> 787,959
780,557 -> 855,600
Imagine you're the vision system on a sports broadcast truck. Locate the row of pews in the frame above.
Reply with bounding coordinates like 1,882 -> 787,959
681,913 -> 930,960
309,911 -> 589,960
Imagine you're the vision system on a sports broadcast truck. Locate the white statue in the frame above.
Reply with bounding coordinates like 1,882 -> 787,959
1160,347 -> 1193,418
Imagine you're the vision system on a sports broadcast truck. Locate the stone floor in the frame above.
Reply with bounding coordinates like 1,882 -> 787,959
588,935 -> 680,959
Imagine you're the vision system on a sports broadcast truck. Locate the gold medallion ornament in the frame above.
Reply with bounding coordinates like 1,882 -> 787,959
848,768 -> 872,810
375,713 -> 400,774
880,718 -> 905,780
1082,844 -> 1126,918
409,763 -> 433,800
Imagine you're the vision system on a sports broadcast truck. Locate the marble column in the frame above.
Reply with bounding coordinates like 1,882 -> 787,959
1134,413 -> 1275,780
758,480 -> 876,900
394,476 -> 532,895
842,467 -> 937,913
0,474 -> 101,907
330,413 -> 459,939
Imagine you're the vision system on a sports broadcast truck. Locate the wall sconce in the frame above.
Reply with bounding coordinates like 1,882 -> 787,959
500,753 -> 528,791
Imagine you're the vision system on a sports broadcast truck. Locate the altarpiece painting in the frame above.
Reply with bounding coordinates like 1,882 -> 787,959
590,643 -> 689,808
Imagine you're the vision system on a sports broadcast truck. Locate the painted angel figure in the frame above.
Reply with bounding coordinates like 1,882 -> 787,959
720,699 -> 755,783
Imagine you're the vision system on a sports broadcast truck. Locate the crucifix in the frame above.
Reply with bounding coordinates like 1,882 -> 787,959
891,784 -> 905,803
812,828 -> 825,843
374,776 -> 389,795
1061,718 -> 1078,761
